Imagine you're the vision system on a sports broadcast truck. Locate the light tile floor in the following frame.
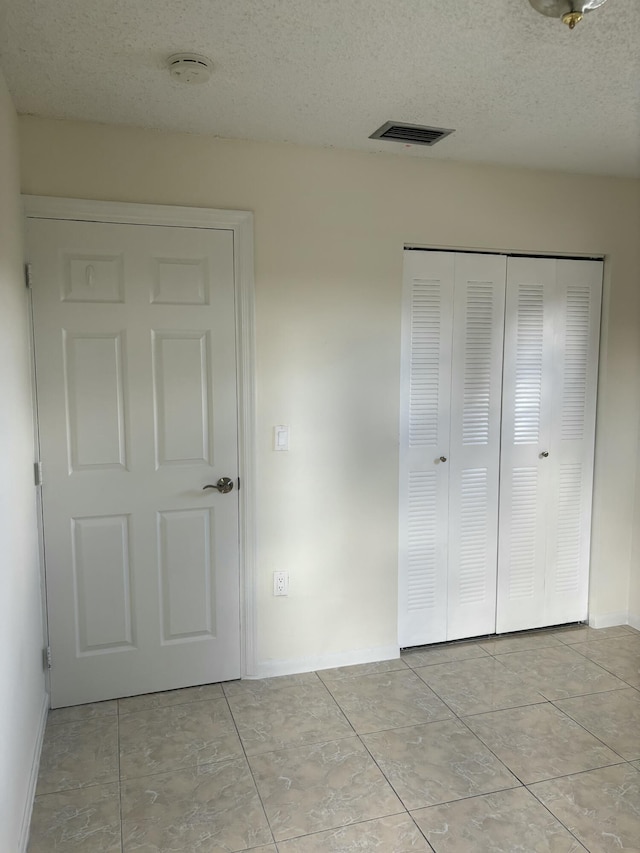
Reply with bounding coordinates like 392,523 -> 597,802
28,624 -> 640,852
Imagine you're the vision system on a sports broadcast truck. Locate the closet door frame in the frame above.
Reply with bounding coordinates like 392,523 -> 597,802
399,246 -> 604,648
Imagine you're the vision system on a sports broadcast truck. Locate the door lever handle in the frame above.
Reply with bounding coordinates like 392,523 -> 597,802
203,477 -> 234,494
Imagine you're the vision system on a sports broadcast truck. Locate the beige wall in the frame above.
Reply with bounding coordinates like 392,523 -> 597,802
18,116 -> 640,669
0,82 -> 46,849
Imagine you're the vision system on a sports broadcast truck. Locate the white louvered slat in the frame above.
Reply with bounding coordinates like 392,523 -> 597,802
513,284 -> 544,445
457,468 -> 489,604
463,283 -> 494,446
507,468 -> 538,599
407,472 -> 438,611
561,286 -> 591,441
409,280 -> 441,447
554,463 -> 583,594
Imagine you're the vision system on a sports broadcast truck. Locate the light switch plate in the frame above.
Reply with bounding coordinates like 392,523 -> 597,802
273,425 -> 289,451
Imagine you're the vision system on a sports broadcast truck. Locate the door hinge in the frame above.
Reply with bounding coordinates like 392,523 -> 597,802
25,263 -> 33,289
34,461 -> 43,487
43,646 -> 52,670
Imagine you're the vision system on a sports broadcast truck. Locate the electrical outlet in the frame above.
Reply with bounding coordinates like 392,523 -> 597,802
273,571 -> 289,596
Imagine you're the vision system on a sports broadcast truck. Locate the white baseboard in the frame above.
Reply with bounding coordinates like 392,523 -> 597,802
588,611 -> 630,629
18,691 -> 49,853
251,645 -> 400,679
628,613 -> 640,631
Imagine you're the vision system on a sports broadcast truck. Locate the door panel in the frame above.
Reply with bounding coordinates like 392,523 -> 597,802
399,252 -> 453,646
152,330 -> 213,466
497,259 -> 555,632
399,251 -> 505,645
545,259 -> 602,626
64,331 -> 127,471
158,508 -> 216,641
447,254 -> 506,640
497,256 -> 602,632
72,514 -> 133,653
29,218 -> 241,707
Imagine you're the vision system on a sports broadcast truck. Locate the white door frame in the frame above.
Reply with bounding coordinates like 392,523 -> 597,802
23,195 -> 258,678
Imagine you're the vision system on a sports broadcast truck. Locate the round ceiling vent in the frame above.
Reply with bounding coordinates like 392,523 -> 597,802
167,53 -> 213,84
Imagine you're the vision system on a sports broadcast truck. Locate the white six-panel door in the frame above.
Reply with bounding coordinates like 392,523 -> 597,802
399,251 -> 506,646
497,257 -> 602,632
29,217 -> 242,707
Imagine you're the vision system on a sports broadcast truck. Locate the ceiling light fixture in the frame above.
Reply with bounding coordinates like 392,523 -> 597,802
528,0 -> 610,29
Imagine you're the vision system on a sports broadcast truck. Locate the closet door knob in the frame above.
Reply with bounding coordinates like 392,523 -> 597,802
540,451 -> 549,458
439,456 -> 447,463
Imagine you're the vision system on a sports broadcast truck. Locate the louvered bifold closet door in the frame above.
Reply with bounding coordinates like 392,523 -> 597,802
497,257 -> 556,632
399,252 -> 454,646
544,259 -> 602,625
447,254 -> 506,640
497,257 -> 602,633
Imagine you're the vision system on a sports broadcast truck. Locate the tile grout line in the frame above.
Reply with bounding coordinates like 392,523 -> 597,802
351,685 -> 537,846
524,783 -> 590,851
547,695 -> 638,764
524,748 -> 640,851
117,693 -> 224,716
268,811 -> 424,847
565,643 -> 640,691
409,656 -> 550,715
222,688 -> 277,848
414,652 -> 548,708
429,687 -> 530,792
423,672 -> 629,793
457,703 -> 626,787
454,684 -> 636,718
223,673 -> 360,756
420,637 -> 640,702
32,712 -> 122,799
393,668 -> 628,850
230,672 -> 415,846
117,703 -> 124,853
321,650 -> 633,811
356,676 -> 519,813
224,672 -> 411,848
103,679 -> 636,791
28,630 -> 640,850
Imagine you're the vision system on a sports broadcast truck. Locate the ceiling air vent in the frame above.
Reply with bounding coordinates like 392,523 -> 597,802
369,121 -> 455,147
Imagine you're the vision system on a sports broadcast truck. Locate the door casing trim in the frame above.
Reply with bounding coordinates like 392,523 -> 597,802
22,195 -> 258,678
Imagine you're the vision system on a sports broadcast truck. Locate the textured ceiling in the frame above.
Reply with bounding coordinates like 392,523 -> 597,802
1,0 -> 639,176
